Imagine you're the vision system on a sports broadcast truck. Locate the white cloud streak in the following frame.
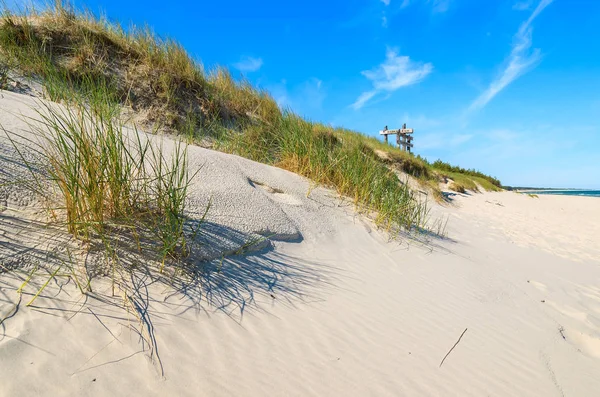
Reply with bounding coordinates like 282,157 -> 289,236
352,91 -> 377,110
233,56 -> 263,73
352,48 -> 433,110
524,0 -> 554,27
381,0 -> 391,5
431,0 -> 451,13
468,0 -> 554,113
400,0 -> 451,13
512,1 -> 533,10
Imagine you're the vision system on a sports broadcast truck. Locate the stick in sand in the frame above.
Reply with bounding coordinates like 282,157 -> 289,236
439,328 -> 468,368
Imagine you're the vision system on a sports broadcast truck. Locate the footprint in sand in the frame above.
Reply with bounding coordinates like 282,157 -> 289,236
543,297 -> 600,358
562,328 -> 600,358
249,179 -> 303,206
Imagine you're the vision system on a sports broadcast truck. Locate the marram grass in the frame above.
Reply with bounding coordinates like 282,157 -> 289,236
0,1 -> 501,237
4,96 -> 196,269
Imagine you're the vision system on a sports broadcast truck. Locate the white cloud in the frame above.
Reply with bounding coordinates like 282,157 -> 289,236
362,49 -> 432,92
352,48 -> 432,109
400,0 -> 451,13
468,0 -> 554,113
431,0 -> 451,13
351,91 -> 377,110
352,48 -> 433,110
513,1 -> 533,10
523,0 -> 554,29
233,56 -> 263,73
381,0 -> 390,28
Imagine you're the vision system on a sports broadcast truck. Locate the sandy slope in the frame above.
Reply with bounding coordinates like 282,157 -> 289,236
1,91 -> 600,396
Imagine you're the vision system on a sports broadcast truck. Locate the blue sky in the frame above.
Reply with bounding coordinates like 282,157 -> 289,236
11,0 -> 600,188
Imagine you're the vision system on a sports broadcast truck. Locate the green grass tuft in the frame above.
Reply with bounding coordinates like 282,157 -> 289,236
448,182 -> 467,194
4,96 -> 196,268
432,159 -> 501,189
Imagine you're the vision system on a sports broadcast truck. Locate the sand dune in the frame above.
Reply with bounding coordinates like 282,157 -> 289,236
1,91 -> 599,396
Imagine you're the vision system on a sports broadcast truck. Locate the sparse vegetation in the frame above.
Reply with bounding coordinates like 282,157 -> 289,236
418,178 -> 445,202
0,61 -> 8,89
3,89 -> 198,299
431,159 -> 501,189
0,4 -> 277,133
225,113 -> 428,230
449,182 -> 467,194
0,1 -> 501,238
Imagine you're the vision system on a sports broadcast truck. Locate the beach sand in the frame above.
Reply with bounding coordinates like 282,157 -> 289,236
1,90 -> 600,396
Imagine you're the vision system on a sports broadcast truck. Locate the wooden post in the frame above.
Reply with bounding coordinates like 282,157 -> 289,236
380,124 -> 414,151
399,125 -> 414,152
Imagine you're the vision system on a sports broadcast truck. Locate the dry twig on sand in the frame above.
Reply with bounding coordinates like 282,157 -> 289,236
439,328 -> 468,368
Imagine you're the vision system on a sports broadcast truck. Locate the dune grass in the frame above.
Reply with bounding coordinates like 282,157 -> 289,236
0,1 -> 501,236
443,171 -> 502,193
448,182 -> 466,194
3,90 -> 197,287
1,94 -> 197,373
0,4 -> 278,133
226,113 -> 428,229
431,159 -> 501,190
0,61 -> 8,89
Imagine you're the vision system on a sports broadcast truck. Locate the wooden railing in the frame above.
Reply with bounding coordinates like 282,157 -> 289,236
380,123 -> 414,153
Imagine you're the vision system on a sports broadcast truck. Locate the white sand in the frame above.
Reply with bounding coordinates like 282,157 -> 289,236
1,90 -> 600,396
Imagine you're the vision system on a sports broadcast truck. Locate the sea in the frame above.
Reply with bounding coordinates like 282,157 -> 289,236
522,190 -> 600,197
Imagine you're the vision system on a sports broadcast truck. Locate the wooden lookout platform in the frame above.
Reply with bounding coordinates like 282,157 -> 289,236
380,123 -> 414,153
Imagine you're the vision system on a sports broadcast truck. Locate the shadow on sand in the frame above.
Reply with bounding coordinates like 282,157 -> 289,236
0,211 -> 343,375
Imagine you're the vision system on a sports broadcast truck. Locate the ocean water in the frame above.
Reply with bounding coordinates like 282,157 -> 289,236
523,190 -> 600,197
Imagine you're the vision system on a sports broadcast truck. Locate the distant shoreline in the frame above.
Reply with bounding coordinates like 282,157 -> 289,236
516,189 -> 600,197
